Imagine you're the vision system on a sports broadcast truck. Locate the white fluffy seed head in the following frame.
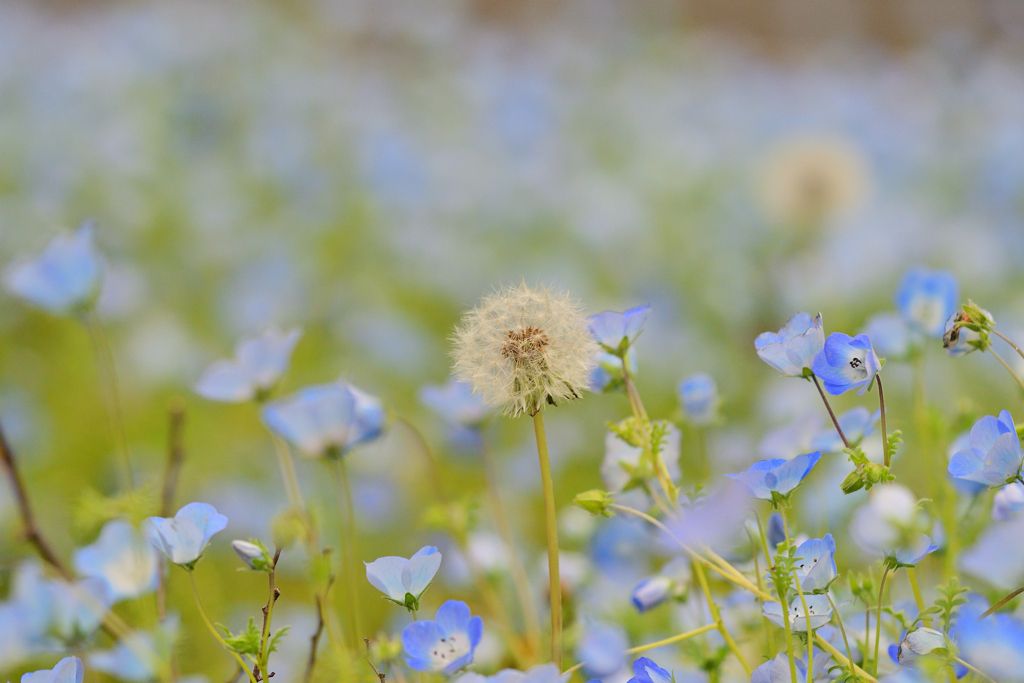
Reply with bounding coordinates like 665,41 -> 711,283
452,283 -> 598,417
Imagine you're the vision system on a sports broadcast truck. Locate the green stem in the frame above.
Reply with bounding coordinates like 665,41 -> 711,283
826,592 -> 859,683
694,561 -> 752,676
906,567 -> 929,627
872,565 -> 891,677
620,360 -> 676,504
781,509 -> 812,682
258,550 -> 281,677
532,410 -> 562,668
84,311 -> 134,488
989,347 -> 1024,394
979,584 -> 1024,618
992,329 -> 1024,363
876,375 -> 889,468
812,374 -> 850,449
333,457 -> 364,649
953,656 -> 997,682
813,634 -> 877,683
188,571 -> 259,683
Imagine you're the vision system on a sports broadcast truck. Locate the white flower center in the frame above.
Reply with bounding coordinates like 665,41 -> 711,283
842,352 -> 868,382
429,632 -> 470,669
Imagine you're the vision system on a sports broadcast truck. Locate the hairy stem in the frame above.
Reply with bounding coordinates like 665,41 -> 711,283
532,410 -> 562,667
980,584 -> 1024,618
989,347 -> 1024,394
812,375 -> 850,449
876,375 -> 890,467
992,329 -> 1024,363
873,565 -> 891,677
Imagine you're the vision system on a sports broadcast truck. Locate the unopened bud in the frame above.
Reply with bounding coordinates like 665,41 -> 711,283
574,489 -> 615,517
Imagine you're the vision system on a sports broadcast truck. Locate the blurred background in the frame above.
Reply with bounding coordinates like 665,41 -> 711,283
4,0 -> 1024,680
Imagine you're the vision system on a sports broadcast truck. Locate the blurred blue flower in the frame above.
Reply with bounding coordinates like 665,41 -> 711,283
145,502 -> 228,569
849,485 -> 937,567
755,313 -> 824,377
678,373 -> 719,426
456,664 -> 565,683
809,407 -> 879,453
726,452 -> 822,500
4,222 -> 103,315
949,411 -> 1022,486
88,614 -> 178,682
575,621 -> 627,678
20,656 -> 85,683
811,333 -> 881,396
896,268 -> 959,338
73,519 -> 158,603
419,380 -> 491,429
763,594 -> 832,632
752,650 -> 830,683
365,546 -> 442,610
589,348 -> 637,394
863,313 -> 916,361
402,600 -> 483,674
49,578 -> 112,641
589,305 -> 650,354
631,576 -> 672,613
952,596 -> 1024,682
626,657 -> 672,683
793,534 -> 838,593
948,432 -> 987,497
194,327 -> 302,402
262,382 -> 383,457
993,482 -> 1024,521
767,512 -> 786,548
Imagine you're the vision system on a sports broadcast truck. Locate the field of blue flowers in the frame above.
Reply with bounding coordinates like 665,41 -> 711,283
4,2 -> 1024,683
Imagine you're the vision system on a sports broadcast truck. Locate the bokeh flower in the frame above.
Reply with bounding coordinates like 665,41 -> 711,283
755,313 -> 824,377
194,327 -> 302,402
811,333 -> 881,396
420,379 -> 491,429
452,283 -> 597,417
862,312 -> 915,361
456,664 -> 565,683
4,222 -> 103,315
73,519 -> 158,603
21,656 -> 85,683
896,268 -> 959,338
677,373 -> 719,426
145,502 -> 228,569
948,411 -> 1022,486
575,621 -> 627,678
402,600 -> 483,674
849,485 -> 937,566
809,407 -> 878,453
726,452 -> 821,501
752,650 -> 830,683
261,381 -> 383,457
993,482 -> 1024,521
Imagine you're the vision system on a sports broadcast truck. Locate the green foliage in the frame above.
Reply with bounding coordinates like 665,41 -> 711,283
886,429 -> 903,465
935,577 -> 970,633
73,484 -> 159,537
849,571 -> 875,607
421,496 -> 478,543
218,618 -> 262,656
268,625 -> 290,655
839,446 -> 894,494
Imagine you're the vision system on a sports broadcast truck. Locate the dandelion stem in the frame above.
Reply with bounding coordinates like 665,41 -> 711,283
781,509 -> 813,682
872,565 -> 891,677
188,570 -> 259,683
906,567 -> 929,627
989,347 -> 1024,394
332,456 -> 364,649
979,584 -> 1024,618
992,329 -> 1024,363
532,410 -> 562,668
84,311 -> 134,488
694,560 -> 752,675
876,375 -> 889,467
812,374 -> 850,450
826,592 -> 859,683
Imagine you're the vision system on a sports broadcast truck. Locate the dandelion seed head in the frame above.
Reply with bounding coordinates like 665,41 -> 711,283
452,282 -> 598,417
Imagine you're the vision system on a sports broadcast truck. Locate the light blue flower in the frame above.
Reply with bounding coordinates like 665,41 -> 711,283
793,534 -> 838,593
631,557 -> 689,613
763,594 -> 833,632
626,657 -> 673,683
73,519 -> 158,603
809,407 -> 879,453
951,595 -> 1024,682
49,577 -> 112,641
20,656 -> 85,683
755,313 -> 824,377
365,546 -> 442,610
456,664 -> 566,683
589,348 -> 637,394
849,485 -> 937,567
895,627 -> 949,665
752,651 -> 831,683
767,512 -> 786,548
993,482 -> 1024,521
863,313 -> 916,361
88,614 -> 178,682
811,333 -> 881,396
345,382 -> 386,449
896,268 -> 958,338
948,432 -> 987,497
589,305 -> 650,354
678,373 -> 719,426
194,327 -> 302,402
949,411 -> 1022,486
961,514 -> 1024,589
145,502 -> 228,569
726,452 -> 822,500
4,222 -> 103,315
262,382 -> 384,457
419,380 -> 491,429
575,621 -> 627,678
402,600 -> 483,674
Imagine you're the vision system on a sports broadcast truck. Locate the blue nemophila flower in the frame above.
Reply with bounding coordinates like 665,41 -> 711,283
631,557 -> 690,612
896,268 -> 958,338
763,594 -> 833,632
145,502 -> 228,569
811,333 -> 881,396
402,600 -> 483,674
863,312 -> 916,362
589,305 -> 650,355
948,411 -> 1023,487
993,482 -> 1024,521
849,485 -> 937,567
894,627 -> 949,665
726,452 -> 822,501
3,222 -> 103,315
194,327 -> 302,402
21,656 -> 85,683
72,520 -> 158,603
952,595 -> 1024,682
231,539 -> 273,570
752,650 -> 830,683
456,664 -> 565,683
810,407 -> 879,453
419,379 -> 491,429
626,657 -> 673,683
576,621 -> 627,678
755,312 -> 824,377
793,534 -> 838,592
767,513 -> 786,547
947,432 -> 987,497
678,373 -> 719,426
365,546 -> 442,611
262,381 -> 383,458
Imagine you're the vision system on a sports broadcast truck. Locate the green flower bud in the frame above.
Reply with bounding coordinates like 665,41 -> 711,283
574,489 -> 615,517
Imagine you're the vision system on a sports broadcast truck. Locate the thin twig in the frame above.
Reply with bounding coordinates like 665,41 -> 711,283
0,417 -> 72,580
812,375 -> 850,450
255,549 -> 283,682
304,595 -> 326,683
979,585 -> 1024,618
364,638 -> 386,682
992,329 -> 1024,363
